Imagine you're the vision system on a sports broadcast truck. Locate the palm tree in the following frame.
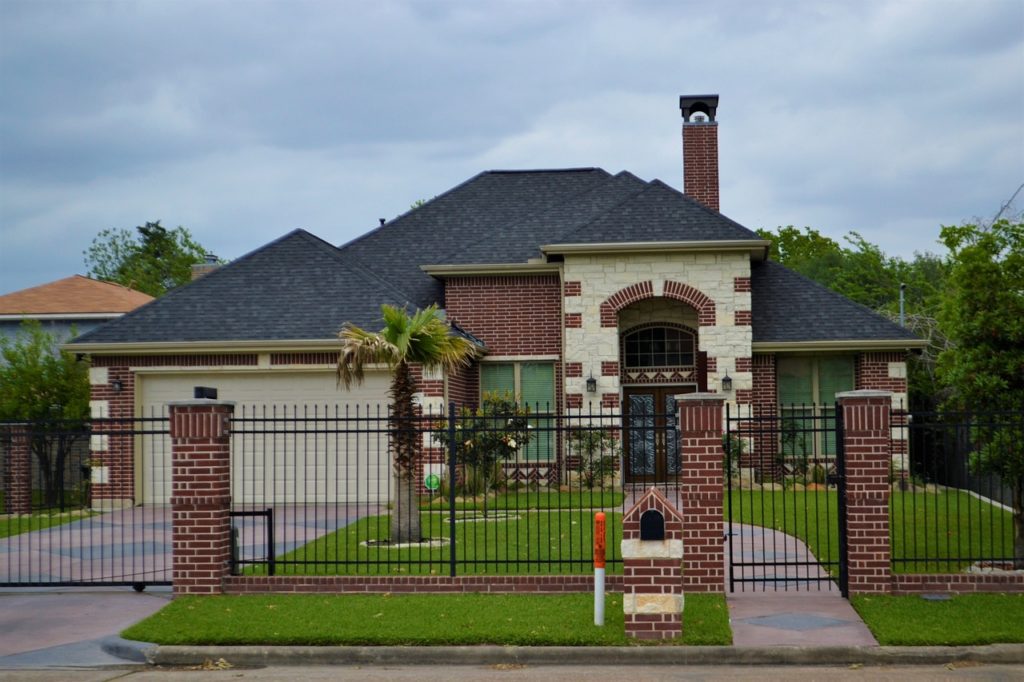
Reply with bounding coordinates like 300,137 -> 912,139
337,304 -> 478,543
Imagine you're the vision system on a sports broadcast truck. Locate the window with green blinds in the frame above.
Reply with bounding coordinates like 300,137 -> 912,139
479,361 -> 554,461
777,356 -> 854,457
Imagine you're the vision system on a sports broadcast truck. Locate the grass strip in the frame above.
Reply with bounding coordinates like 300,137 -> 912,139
122,593 -> 730,646
0,510 -> 93,539
420,489 -> 625,511
851,594 -> 1024,646
256,510 -> 625,576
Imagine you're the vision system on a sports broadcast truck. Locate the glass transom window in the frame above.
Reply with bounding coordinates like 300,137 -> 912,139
623,327 -> 695,369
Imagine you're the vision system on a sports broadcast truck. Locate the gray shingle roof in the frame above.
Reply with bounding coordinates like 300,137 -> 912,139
751,260 -> 920,343
70,168 -> 919,347
73,230 -> 416,344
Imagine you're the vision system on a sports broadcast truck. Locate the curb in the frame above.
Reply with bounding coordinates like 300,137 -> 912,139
140,643 -> 1024,667
100,636 -> 157,663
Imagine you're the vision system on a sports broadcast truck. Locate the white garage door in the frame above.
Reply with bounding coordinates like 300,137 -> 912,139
137,370 -> 391,505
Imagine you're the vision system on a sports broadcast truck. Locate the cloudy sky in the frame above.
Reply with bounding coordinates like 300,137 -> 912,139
1,0 -> 1022,294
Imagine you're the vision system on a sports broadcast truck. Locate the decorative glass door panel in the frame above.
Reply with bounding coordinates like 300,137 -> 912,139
623,386 -> 695,482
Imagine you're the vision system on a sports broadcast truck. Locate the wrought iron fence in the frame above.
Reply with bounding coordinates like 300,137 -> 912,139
227,403 -> 687,576
725,403 -> 846,593
0,415 -> 171,587
890,409 -> 1023,573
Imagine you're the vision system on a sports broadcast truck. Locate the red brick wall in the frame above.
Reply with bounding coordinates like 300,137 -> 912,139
856,352 -> 907,396
677,397 -> 726,593
682,122 -> 719,211
444,275 -> 561,356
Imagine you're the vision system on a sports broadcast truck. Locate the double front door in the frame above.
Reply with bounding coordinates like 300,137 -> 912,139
623,385 -> 696,483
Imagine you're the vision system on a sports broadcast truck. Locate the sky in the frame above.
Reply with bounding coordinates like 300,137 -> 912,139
1,0 -> 1022,294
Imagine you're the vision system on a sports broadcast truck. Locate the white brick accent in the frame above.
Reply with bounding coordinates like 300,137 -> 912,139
90,435 -> 109,452
623,593 -> 683,615
888,362 -> 907,379
89,400 -> 109,419
621,538 -> 684,559
89,367 -> 108,385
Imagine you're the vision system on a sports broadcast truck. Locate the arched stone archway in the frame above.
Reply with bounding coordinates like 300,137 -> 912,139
599,280 -> 716,328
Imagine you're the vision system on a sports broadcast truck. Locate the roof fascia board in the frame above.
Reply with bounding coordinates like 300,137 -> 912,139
541,240 -> 771,259
64,339 -> 343,355
421,263 -> 562,277
753,339 -> 928,353
0,313 -> 123,321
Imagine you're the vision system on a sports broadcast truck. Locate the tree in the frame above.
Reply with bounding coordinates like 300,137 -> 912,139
936,219 -> 1024,567
84,221 -> 211,297
0,321 -> 90,509
431,391 -> 534,518
337,304 -> 478,543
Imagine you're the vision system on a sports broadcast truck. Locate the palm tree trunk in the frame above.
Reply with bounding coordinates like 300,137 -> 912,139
389,360 -> 422,543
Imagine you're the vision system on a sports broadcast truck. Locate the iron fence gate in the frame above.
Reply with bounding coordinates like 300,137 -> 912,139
725,403 -> 848,595
0,416 -> 171,588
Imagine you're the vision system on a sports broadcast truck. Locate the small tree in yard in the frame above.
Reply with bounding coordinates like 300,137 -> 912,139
566,428 -> 619,489
337,304 -> 477,543
432,391 -> 533,518
936,219 -> 1024,568
0,321 -> 90,510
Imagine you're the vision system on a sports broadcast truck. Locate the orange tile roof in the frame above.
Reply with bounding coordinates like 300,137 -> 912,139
0,275 -> 154,315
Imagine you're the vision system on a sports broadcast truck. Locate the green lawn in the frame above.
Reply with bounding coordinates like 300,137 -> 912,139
122,593 -> 731,646
258,510 -> 623,575
0,511 -> 93,539
726,489 -> 1015,574
852,594 -> 1024,645
420,489 -> 625,511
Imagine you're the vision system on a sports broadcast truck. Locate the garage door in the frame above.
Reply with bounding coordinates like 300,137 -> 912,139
137,370 -> 391,505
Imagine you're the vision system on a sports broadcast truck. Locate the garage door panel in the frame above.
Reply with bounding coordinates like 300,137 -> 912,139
139,371 -> 391,504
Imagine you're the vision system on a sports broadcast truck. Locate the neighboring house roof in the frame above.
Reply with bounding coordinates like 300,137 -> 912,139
68,168 -> 920,349
0,275 -> 153,317
750,261 -> 919,344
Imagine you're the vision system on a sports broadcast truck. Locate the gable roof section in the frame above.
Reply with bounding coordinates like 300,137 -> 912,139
71,230 -> 416,345
750,260 -> 922,345
0,275 -> 153,316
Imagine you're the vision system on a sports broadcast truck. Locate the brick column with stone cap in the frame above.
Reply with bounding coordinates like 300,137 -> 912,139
678,393 -> 727,593
170,400 -> 235,596
837,390 -> 892,595
2,424 -> 32,515
621,486 -> 685,639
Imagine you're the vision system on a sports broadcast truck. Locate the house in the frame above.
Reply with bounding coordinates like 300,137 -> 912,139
0,275 -> 153,345
67,95 -> 925,507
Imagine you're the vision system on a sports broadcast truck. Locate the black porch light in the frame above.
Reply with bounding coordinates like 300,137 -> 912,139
586,373 -> 598,393
110,379 -> 123,393
720,373 -> 733,392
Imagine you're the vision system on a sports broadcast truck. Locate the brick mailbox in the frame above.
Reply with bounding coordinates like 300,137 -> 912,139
621,486 -> 685,639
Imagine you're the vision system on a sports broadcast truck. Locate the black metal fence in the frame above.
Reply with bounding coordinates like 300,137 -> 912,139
0,416 -> 171,588
890,409 -> 1022,573
227,403 -> 687,577
724,403 -> 847,593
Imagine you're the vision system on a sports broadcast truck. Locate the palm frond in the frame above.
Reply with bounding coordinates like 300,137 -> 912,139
336,323 -> 400,388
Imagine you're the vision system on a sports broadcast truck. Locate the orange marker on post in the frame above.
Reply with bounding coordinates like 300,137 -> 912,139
594,512 -> 606,626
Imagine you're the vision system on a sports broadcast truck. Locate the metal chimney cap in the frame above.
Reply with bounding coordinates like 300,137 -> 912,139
679,95 -> 720,122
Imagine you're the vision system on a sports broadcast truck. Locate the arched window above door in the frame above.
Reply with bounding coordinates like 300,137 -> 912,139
622,325 -> 695,369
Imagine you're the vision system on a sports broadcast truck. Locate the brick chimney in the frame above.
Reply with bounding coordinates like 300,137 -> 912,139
679,94 -> 720,212
190,253 -> 220,281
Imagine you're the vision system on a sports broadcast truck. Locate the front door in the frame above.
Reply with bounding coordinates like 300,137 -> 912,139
623,385 -> 697,482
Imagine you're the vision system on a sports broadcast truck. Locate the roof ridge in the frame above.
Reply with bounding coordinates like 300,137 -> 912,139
550,175 -> 669,244
426,169 -> 623,264
645,179 -> 763,240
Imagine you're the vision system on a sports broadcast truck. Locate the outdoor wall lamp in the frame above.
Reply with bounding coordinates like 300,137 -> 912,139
720,373 -> 733,392
111,379 -> 123,393
586,373 -> 598,393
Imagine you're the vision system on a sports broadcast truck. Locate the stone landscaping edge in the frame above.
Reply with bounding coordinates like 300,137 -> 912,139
126,643 -> 1024,667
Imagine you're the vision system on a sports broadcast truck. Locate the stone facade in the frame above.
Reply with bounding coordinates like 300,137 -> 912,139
562,251 -> 752,409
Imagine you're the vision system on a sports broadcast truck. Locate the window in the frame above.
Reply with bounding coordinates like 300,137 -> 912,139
480,361 -> 554,461
777,356 -> 854,458
623,326 -> 695,369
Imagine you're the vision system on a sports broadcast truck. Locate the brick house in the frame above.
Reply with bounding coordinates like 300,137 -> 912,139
68,95 -> 925,507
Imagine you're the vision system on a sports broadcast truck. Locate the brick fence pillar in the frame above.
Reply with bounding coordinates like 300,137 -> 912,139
621,487 -> 685,639
3,425 -> 33,515
838,390 -> 892,595
677,393 -> 726,593
169,400 -> 235,596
